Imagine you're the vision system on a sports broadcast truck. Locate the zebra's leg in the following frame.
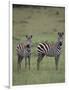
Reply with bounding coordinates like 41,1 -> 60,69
37,53 -> 45,70
28,56 -> 30,70
17,55 -> 23,72
55,55 -> 60,70
25,57 -> 27,69
37,57 -> 40,70
28,55 -> 31,70
17,55 -> 20,72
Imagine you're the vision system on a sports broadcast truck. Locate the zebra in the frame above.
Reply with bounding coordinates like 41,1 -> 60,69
37,32 -> 64,70
16,35 -> 32,71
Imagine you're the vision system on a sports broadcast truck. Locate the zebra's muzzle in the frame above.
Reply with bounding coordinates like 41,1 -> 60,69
59,42 -> 62,46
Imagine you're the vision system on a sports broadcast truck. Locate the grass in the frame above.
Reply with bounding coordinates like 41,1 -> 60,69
13,53 -> 65,85
13,5 -> 65,85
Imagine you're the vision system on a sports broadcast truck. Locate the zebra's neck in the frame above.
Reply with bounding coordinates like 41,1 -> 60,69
55,41 -> 62,50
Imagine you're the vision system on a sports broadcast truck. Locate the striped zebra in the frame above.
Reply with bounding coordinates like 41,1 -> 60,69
16,35 -> 32,71
37,32 -> 64,70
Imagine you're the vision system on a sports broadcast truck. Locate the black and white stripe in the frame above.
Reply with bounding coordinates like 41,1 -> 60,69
37,42 -> 49,54
16,35 -> 32,72
37,32 -> 64,70
16,43 -> 23,52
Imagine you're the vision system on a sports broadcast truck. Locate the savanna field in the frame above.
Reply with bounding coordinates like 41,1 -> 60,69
13,5 -> 65,85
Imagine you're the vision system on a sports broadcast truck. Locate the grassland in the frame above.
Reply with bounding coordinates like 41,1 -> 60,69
13,5 -> 65,85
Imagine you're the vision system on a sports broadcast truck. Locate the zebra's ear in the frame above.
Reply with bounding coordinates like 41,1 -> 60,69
58,32 -> 60,35
31,35 -> 32,38
26,35 -> 28,38
62,32 -> 64,35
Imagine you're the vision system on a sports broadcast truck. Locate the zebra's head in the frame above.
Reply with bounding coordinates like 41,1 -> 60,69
25,35 -> 32,48
57,32 -> 64,46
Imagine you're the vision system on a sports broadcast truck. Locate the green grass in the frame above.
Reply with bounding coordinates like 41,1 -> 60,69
13,5 -> 65,85
13,54 -> 65,85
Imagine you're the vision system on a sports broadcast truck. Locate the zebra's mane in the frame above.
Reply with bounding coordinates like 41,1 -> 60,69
44,40 -> 55,45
